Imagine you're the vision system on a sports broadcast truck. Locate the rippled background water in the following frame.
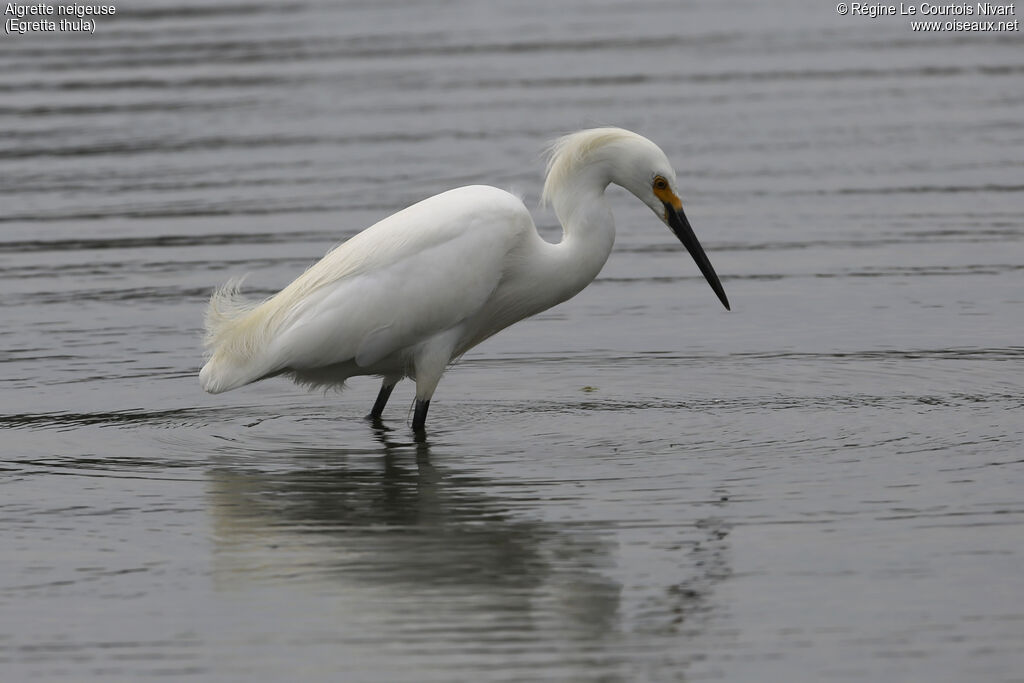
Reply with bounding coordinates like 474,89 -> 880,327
3,1 -> 1023,681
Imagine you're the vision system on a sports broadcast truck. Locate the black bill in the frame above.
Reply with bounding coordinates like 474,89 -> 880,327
665,203 -> 730,311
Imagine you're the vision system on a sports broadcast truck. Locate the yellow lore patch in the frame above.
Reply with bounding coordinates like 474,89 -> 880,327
652,176 -> 682,210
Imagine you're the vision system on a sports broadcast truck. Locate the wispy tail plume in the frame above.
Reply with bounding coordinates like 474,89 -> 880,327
203,276 -> 256,351
200,276 -> 275,394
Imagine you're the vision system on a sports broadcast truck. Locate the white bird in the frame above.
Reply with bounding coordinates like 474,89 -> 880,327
200,127 -> 730,431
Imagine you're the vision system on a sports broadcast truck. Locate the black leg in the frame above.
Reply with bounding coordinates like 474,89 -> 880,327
412,399 -> 430,431
367,381 -> 396,420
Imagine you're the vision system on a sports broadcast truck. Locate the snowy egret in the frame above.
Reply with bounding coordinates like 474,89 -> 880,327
200,127 -> 729,430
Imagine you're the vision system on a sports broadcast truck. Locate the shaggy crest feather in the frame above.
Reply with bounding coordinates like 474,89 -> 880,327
541,127 -> 650,207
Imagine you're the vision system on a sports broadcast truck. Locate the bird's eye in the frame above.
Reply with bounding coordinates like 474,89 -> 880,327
653,176 -> 669,191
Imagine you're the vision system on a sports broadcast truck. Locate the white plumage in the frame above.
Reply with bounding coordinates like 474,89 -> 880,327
200,127 -> 729,430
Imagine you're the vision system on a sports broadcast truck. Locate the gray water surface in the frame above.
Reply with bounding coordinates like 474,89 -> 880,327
3,1 -> 1023,681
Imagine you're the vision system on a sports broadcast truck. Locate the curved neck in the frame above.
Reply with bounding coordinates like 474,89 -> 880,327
543,181 -> 616,305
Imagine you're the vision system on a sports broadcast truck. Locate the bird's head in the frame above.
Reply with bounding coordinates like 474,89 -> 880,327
544,128 -> 730,311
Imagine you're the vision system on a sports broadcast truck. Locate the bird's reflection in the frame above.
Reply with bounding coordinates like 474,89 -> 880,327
204,422 -> 623,649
